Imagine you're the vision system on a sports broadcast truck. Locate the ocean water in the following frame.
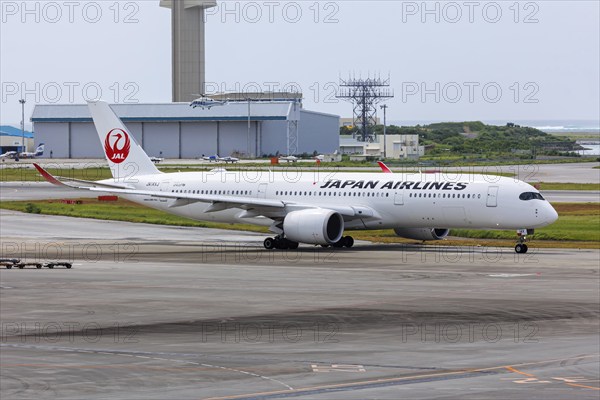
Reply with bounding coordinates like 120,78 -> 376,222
505,120 -> 600,134
577,143 -> 600,156
390,119 -> 600,134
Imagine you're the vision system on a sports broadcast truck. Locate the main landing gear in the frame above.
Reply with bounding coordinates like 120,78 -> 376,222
263,235 -> 355,250
321,236 -> 355,249
515,229 -> 533,254
263,236 -> 299,250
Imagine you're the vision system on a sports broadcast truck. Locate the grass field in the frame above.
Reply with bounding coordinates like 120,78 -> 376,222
1,199 -> 597,249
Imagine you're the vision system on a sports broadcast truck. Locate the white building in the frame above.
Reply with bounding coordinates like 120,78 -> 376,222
340,134 -> 424,159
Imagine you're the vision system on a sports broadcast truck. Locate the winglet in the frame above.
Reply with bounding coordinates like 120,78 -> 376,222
33,163 -> 66,186
377,161 -> 393,173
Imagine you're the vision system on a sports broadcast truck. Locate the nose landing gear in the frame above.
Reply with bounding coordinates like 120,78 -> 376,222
515,229 -> 533,254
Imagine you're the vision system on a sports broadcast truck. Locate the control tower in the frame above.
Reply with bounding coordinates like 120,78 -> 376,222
160,0 -> 217,102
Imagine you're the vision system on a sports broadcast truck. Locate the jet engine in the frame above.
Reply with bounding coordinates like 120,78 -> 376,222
284,209 -> 344,245
393,228 -> 449,241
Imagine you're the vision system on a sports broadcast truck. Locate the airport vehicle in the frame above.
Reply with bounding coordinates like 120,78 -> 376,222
190,96 -> 227,109
19,143 -> 44,158
34,101 -> 558,253
1,258 -> 71,269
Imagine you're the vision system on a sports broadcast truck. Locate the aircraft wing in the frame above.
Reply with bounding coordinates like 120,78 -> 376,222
34,163 -> 135,190
34,164 -> 374,220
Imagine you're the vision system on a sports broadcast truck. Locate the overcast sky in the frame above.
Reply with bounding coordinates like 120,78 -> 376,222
1,0 -> 599,128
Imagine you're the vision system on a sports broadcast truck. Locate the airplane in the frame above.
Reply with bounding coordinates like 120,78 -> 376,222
315,150 -> 339,162
218,156 -> 239,164
150,156 -> 164,164
190,96 -> 228,109
201,154 -> 219,162
19,143 -> 44,159
0,150 -> 18,159
279,155 -> 298,163
33,100 -> 558,254
201,154 -> 239,163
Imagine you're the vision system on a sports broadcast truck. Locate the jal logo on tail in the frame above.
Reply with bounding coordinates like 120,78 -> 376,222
104,129 -> 131,164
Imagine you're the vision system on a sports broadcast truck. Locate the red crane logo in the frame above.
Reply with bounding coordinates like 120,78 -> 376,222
104,129 -> 131,164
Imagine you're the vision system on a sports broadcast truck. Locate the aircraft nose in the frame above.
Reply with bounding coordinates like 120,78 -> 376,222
545,204 -> 559,224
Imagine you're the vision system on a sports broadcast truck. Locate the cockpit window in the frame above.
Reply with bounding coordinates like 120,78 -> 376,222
519,192 -> 545,201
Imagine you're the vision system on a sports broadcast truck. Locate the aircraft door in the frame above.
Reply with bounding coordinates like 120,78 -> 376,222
159,181 -> 171,192
257,183 -> 268,198
486,186 -> 499,207
394,192 -> 404,205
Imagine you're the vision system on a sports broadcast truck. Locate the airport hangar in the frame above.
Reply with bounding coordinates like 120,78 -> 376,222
31,101 -> 339,159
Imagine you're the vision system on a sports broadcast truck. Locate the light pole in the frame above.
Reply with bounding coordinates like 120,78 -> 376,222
19,99 -> 26,152
380,104 -> 388,158
247,98 -> 251,158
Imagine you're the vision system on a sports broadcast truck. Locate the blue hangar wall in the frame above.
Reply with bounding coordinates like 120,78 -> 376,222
31,102 -> 339,159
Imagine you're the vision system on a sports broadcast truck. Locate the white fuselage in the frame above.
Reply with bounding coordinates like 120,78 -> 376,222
107,170 -> 558,231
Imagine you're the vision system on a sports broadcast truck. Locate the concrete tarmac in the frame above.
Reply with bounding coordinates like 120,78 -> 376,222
1,212 -> 598,399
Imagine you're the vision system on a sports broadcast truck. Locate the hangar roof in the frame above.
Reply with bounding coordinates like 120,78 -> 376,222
0,125 -> 34,138
31,102 -> 337,123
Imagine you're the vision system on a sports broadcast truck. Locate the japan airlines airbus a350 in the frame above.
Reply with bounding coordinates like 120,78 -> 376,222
34,101 -> 558,253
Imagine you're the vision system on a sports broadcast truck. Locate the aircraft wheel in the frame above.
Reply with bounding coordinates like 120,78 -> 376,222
515,244 -> 528,254
264,238 -> 276,250
6,265 -> 12,269
276,239 -> 289,250
332,240 -> 344,248
343,236 -> 354,248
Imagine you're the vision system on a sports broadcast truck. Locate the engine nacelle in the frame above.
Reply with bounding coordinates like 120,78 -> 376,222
284,209 -> 344,245
393,228 -> 449,241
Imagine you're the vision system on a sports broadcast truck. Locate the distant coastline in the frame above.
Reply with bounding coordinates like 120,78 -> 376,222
389,120 -> 600,135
